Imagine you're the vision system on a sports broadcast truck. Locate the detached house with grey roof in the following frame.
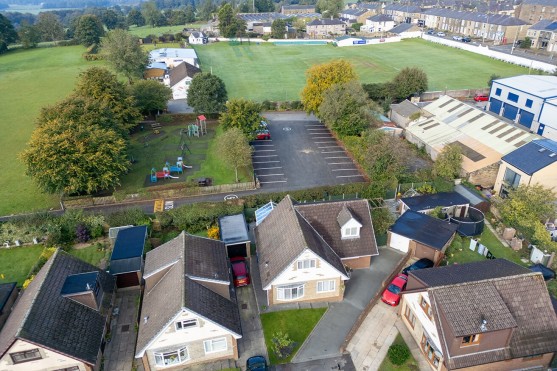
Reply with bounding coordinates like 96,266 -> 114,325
400,259 -> 557,371
135,232 -> 242,370
254,195 -> 378,306
0,250 -> 115,371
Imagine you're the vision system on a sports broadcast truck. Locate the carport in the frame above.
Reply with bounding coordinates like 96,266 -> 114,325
219,214 -> 251,259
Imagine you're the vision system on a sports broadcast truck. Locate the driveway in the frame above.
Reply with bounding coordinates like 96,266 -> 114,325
236,285 -> 269,370
166,99 -> 194,113
292,247 -> 405,363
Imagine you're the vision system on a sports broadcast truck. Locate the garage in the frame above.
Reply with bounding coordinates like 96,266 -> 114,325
388,232 -> 411,253
489,98 -> 502,115
518,110 -> 534,128
219,214 -> 251,259
503,103 -> 519,121
109,225 -> 148,289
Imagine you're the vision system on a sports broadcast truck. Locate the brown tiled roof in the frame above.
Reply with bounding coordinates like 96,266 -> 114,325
255,196 -> 348,289
295,199 -> 378,259
168,61 -> 201,87
336,204 -> 355,228
143,231 -> 184,277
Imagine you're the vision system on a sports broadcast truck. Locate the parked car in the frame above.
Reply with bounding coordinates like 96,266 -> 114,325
402,258 -> 434,275
437,32 -> 446,37
259,120 -> 269,129
381,273 -> 408,306
247,355 -> 268,371
426,29 -> 435,35
255,129 -> 271,140
452,35 -> 462,41
474,94 -> 489,102
461,36 -> 471,42
230,257 -> 250,287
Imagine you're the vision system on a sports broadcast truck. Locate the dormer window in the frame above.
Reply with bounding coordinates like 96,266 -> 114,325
344,227 -> 359,237
461,334 -> 480,346
338,204 -> 362,239
176,319 -> 197,331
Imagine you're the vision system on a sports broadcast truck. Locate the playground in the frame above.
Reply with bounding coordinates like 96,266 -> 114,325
118,116 -> 254,194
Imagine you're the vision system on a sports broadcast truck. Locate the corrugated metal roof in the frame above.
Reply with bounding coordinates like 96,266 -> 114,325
494,75 -> 557,99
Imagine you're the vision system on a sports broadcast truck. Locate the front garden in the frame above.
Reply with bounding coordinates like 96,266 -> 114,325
379,333 -> 419,371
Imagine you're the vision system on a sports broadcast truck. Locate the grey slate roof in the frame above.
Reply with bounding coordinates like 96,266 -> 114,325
307,18 -> 345,26
522,0 -> 557,5
529,19 -> 554,30
384,4 -> 422,12
0,250 -> 115,366
341,8 -> 367,16
255,196 -> 348,289
368,14 -> 393,22
423,8 -> 529,26
390,99 -> 421,118
0,282 -> 16,313
501,139 -> 557,175
389,210 -> 458,250
168,61 -> 201,87
389,23 -> 420,33
401,192 -> 469,211
136,232 -> 241,357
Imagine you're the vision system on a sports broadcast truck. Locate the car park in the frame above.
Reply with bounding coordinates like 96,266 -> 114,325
452,35 -> 462,41
247,355 -> 268,371
437,32 -> 446,37
461,36 -> 471,42
381,273 -> 408,306
474,94 -> 489,102
230,257 -> 250,287
255,129 -> 271,140
402,258 -> 434,275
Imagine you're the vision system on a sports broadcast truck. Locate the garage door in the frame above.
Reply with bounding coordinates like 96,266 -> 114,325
503,103 -> 518,120
518,110 -> 534,128
489,98 -> 502,114
389,232 -> 410,253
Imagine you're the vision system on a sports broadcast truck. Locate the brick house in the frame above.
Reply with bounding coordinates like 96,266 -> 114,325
306,19 -> 347,37
515,0 -> 557,23
400,259 -> 557,370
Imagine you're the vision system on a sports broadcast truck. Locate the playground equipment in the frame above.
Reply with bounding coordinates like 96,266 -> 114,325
150,167 -> 170,183
187,115 -> 208,137
166,160 -> 183,174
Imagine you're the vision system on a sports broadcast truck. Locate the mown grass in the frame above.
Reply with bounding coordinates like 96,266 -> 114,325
0,245 -> 44,286
193,38 -> 530,101
128,23 -> 203,38
378,333 -> 419,371
68,244 -> 108,267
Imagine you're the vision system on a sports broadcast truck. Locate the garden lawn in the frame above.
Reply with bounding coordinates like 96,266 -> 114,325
193,39 -> 530,101
261,308 -> 326,364
0,46 -> 105,215
128,23 -> 203,38
69,244 -> 108,267
0,245 -> 44,286
378,333 -> 419,371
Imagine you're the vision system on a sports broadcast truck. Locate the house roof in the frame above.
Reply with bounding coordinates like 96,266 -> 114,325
282,4 -> 315,9
255,196 -> 348,289
341,8 -> 367,16
219,213 -> 250,245
0,250 -> 115,366
110,225 -> 147,274
454,184 -> 485,206
190,31 -> 206,38
368,14 -> 393,22
0,282 -> 16,313
389,23 -> 421,33
423,8 -> 529,26
307,18 -> 345,26
401,192 -> 469,211
168,61 -> 201,87
149,48 -> 198,61
493,75 -> 557,99
502,139 -> 557,175
390,99 -> 421,117
384,4 -> 422,12
522,0 -> 557,5
389,210 -> 458,250
529,19 -> 554,30
136,232 -> 241,357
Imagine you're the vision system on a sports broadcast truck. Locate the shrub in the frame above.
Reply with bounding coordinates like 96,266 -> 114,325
416,183 -> 436,195
207,225 -> 219,240
270,331 -> 295,359
76,223 -> 91,243
388,343 -> 410,365
155,211 -> 173,229
169,202 -> 243,232
104,208 -> 149,227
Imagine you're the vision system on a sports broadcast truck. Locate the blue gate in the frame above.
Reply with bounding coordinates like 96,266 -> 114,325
489,98 -> 502,114
518,110 -> 534,128
503,103 -> 518,120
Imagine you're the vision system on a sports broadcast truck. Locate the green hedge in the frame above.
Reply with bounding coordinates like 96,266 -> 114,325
168,202 -> 244,232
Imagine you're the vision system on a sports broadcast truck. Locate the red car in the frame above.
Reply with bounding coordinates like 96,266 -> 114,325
474,94 -> 489,102
255,130 -> 271,140
230,257 -> 250,287
381,273 -> 408,306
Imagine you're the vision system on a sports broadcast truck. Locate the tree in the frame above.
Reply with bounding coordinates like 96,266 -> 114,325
362,129 -> 405,186
0,13 -> 17,53
101,29 -> 149,84
433,143 -> 462,180
391,67 -> 428,101
220,99 -> 263,138
18,22 -> 41,49
218,3 -> 245,38
184,5 -> 196,23
101,9 -> 126,30
316,0 -> 343,17
129,80 -> 172,115
21,119 -> 129,195
74,14 -> 104,46
488,74 -> 501,87
301,60 -> 357,114
127,8 -> 145,26
198,0 -> 215,21
318,80 -> 379,136
271,19 -> 286,39
166,9 -> 187,25
35,13 -> 64,42
216,127 -> 253,182
187,73 -> 228,114
520,36 -> 532,49
142,1 -> 163,27
255,0 -> 275,13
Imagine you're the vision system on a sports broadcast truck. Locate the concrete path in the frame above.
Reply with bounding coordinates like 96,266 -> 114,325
103,289 -> 141,371
273,354 -> 356,371
292,247 -> 404,363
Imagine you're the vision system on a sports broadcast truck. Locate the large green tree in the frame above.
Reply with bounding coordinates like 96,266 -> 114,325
129,80 -> 172,115
198,0 -> 215,21
142,1 -> 164,27
216,127 -> 253,182
316,0 -> 343,17
271,19 -> 286,39
74,14 -> 104,46
301,60 -> 357,114
0,13 -> 17,53
187,73 -> 228,114
101,29 -> 149,84
20,119 -> 129,195
433,143 -> 462,180
126,8 -> 145,26
220,99 -> 263,138
318,80 -> 379,136
18,22 -> 41,49
392,67 -> 428,101
362,129 -> 405,186
218,3 -> 245,38
35,13 -> 65,42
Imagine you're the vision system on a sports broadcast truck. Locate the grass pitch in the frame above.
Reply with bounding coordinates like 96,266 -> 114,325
194,38 -> 530,101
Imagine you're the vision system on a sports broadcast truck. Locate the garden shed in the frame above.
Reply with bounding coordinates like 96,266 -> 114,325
219,214 -> 251,259
109,225 -> 148,288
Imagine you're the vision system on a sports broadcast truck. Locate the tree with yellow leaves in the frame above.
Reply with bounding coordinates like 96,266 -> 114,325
301,60 -> 357,114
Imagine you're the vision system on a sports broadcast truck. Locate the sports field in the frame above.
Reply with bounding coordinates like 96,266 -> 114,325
193,38 -> 531,101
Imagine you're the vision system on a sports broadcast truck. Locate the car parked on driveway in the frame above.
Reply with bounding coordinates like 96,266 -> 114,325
381,273 -> 408,306
255,129 -> 271,140
402,258 -> 434,275
437,32 -> 446,37
247,355 -> 268,371
230,257 -> 250,287
474,94 -> 489,102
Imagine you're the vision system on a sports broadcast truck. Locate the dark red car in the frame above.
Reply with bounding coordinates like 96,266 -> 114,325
230,257 -> 250,287
255,130 -> 271,140
381,273 -> 408,306
474,94 -> 489,102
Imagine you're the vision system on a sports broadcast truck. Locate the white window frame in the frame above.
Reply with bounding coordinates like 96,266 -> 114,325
154,346 -> 189,367
297,259 -> 316,270
317,280 -> 336,293
343,226 -> 359,238
203,337 -> 228,354
276,283 -> 305,301
175,319 -> 197,331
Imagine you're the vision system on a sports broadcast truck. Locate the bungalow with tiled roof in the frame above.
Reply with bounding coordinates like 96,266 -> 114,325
254,195 -> 378,306
135,232 -> 242,370
400,259 -> 557,370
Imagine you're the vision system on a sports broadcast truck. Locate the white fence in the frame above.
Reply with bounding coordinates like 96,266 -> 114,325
422,34 -> 557,73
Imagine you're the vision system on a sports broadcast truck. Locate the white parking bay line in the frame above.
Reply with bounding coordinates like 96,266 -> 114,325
254,166 -> 282,170
313,137 -> 334,139
322,151 -> 346,153
253,144 -> 274,147
305,124 -> 324,127
255,149 -> 276,152
307,128 -> 329,131
318,146 -> 340,149
337,175 -> 365,178
253,155 -> 278,158
325,156 -> 348,159
257,173 -> 285,177
328,162 -> 354,165
260,180 -> 287,184
253,161 -> 280,164
332,168 -> 359,171
315,141 -> 336,144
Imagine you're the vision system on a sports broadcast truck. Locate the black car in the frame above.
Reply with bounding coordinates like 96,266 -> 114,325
461,36 -> 471,42
247,355 -> 268,371
402,258 -> 434,275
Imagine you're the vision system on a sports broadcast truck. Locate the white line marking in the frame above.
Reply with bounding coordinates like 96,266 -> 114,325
322,151 -> 346,153
332,169 -> 359,171
255,149 -> 276,152
305,125 -> 324,127
313,137 -> 334,139
260,180 -> 287,184
328,162 -> 354,165
325,156 -> 348,159
307,128 -> 329,131
253,144 -> 274,147
318,146 -> 340,148
253,155 -> 278,158
337,175 -> 364,178
253,161 -> 281,164
257,173 -> 284,177
254,166 -> 282,170
315,141 -> 336,143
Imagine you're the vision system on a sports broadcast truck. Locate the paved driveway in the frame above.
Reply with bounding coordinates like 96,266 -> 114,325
236,284 -> 269,370
292,247 -> 405,363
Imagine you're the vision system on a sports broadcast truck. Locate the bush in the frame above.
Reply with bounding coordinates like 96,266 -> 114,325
207,225 -> 219,240
104,208 -> 149,227
388,343 -> 410,365
76,223 -> 91,243
270,331 -> 295,359
169,202 -> 244,232
155,211 -> 173,229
